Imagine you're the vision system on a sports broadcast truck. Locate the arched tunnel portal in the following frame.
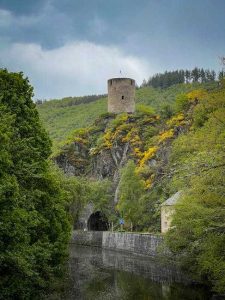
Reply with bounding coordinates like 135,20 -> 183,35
87,211 -> 109,231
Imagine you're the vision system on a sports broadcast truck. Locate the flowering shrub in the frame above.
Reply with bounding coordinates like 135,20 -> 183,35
145,177 -> 153,189
187,89 -> 208,101
103,131 -> 113,149
139,146 -> 158,167
166,113 -> 185,127
110,113 -> 128,128
158,129 -> 174,143
133,147 -> 143,158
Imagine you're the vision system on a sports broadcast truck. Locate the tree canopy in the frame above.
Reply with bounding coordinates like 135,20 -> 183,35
0,69 -> 71,299
165,84 -> 225,293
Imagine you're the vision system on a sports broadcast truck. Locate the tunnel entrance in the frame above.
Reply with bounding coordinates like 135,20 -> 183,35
87,211 -> 109,231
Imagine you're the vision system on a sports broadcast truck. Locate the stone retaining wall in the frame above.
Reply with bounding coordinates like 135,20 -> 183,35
72,230 -> 103,247
71,231 -> 164,257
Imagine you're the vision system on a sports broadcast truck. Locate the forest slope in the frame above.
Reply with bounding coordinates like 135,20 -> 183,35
37,82 -> 216,153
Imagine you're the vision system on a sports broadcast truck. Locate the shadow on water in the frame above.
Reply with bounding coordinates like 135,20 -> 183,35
61,245 -> 211,300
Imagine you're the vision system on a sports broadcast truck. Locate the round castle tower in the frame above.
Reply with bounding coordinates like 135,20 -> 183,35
108,78 -> 135,113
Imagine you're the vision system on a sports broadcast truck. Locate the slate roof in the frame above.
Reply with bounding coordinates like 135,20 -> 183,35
161,191 -> 182,206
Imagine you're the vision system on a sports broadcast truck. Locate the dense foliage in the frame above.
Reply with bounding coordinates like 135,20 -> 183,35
165,82 -> 225,293
0,69 -> 71,299
117,160 -> 145,231
142,68 -> 220,89
36,93 -> 106,106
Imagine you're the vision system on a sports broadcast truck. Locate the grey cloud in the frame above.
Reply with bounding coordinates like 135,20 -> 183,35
0,41 -> 154,99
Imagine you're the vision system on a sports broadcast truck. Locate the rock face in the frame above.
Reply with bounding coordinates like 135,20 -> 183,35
55,141 -> 131,180
55,142 -> 90,176
56,140 -> 132,221
55,110 -> 192,232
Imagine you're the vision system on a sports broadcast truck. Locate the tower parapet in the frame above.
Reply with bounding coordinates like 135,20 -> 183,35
108,78 -> 135,113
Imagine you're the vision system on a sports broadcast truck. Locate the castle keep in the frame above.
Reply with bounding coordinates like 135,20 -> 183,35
108,78 -> 135,113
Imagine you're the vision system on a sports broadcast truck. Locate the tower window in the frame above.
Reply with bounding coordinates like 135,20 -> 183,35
121,96 -> 124,99
131,80 -> 133,85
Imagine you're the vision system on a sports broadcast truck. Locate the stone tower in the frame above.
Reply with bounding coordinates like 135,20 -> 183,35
108,78 -> 135,113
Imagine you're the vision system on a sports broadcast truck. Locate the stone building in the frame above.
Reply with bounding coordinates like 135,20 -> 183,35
161,191 -> 182,233
108,77 -> 135,113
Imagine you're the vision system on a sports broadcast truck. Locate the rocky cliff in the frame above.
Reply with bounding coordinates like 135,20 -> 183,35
55,105 -> 192,204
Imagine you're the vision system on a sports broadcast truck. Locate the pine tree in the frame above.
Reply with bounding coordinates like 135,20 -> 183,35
185,70 -> 191,83
200,68 -> 206,83
191,67 -> 200,82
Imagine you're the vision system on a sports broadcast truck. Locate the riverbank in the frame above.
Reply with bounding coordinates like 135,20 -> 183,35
68,231 -> 218,299
71,230 -> 165,257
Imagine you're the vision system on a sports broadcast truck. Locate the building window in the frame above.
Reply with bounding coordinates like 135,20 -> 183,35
121,95 -> 124,99
110,80 -> 112,85
131,80 -> 133,85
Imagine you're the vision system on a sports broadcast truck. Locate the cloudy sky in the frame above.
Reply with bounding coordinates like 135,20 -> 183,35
0,0 -> 225,99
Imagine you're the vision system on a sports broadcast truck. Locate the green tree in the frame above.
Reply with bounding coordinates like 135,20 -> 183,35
0,69 -> 71,299
117,160 -> 145,231
218,70 -> 224,81
165,86 -> 225,293
185,70 -> 191,83
191,67 -> 200,82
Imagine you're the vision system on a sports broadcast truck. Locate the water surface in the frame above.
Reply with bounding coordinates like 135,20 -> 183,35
64,245 -> 211,300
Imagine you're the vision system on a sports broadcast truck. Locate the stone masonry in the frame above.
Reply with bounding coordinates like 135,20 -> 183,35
108,78 -> 135,113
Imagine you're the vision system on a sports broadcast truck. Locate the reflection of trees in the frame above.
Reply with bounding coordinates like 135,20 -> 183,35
67,245 -> 210,300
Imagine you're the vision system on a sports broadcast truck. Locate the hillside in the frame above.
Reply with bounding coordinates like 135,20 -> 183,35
37,82 -> 217,153
48,80 -> 225,293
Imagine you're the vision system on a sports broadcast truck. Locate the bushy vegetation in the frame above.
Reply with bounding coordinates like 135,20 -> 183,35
36,94 -> 106,107
0,70 -> 71,299
60,175 -> 113,230
165,82 -> 225,293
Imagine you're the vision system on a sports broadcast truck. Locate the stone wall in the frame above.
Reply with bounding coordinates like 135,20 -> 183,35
108,78 -> 135,113
102,232 -> 163,257
71,230 -> 164,257
72,230 -> 103,247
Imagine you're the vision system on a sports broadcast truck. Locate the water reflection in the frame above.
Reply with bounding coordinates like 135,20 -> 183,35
64,245 -> 211,300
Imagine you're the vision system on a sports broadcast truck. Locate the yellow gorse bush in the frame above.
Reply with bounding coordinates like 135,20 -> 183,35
166,113 -> 185,127
158,129 -> 174,143
187,89 -> 208,101
103,131 -> 113,149
139,146 -> 158,167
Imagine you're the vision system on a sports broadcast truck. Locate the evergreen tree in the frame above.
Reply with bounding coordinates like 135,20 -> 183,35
205,69 -> 212,82
211,70 -> 216,81
185,70 -> 191,83
200,68 -> 206,83
218,70 -> 225,81
191,67 -> 200,82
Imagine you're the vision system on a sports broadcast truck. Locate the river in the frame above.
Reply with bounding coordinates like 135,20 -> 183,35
60,244 -> 211,300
